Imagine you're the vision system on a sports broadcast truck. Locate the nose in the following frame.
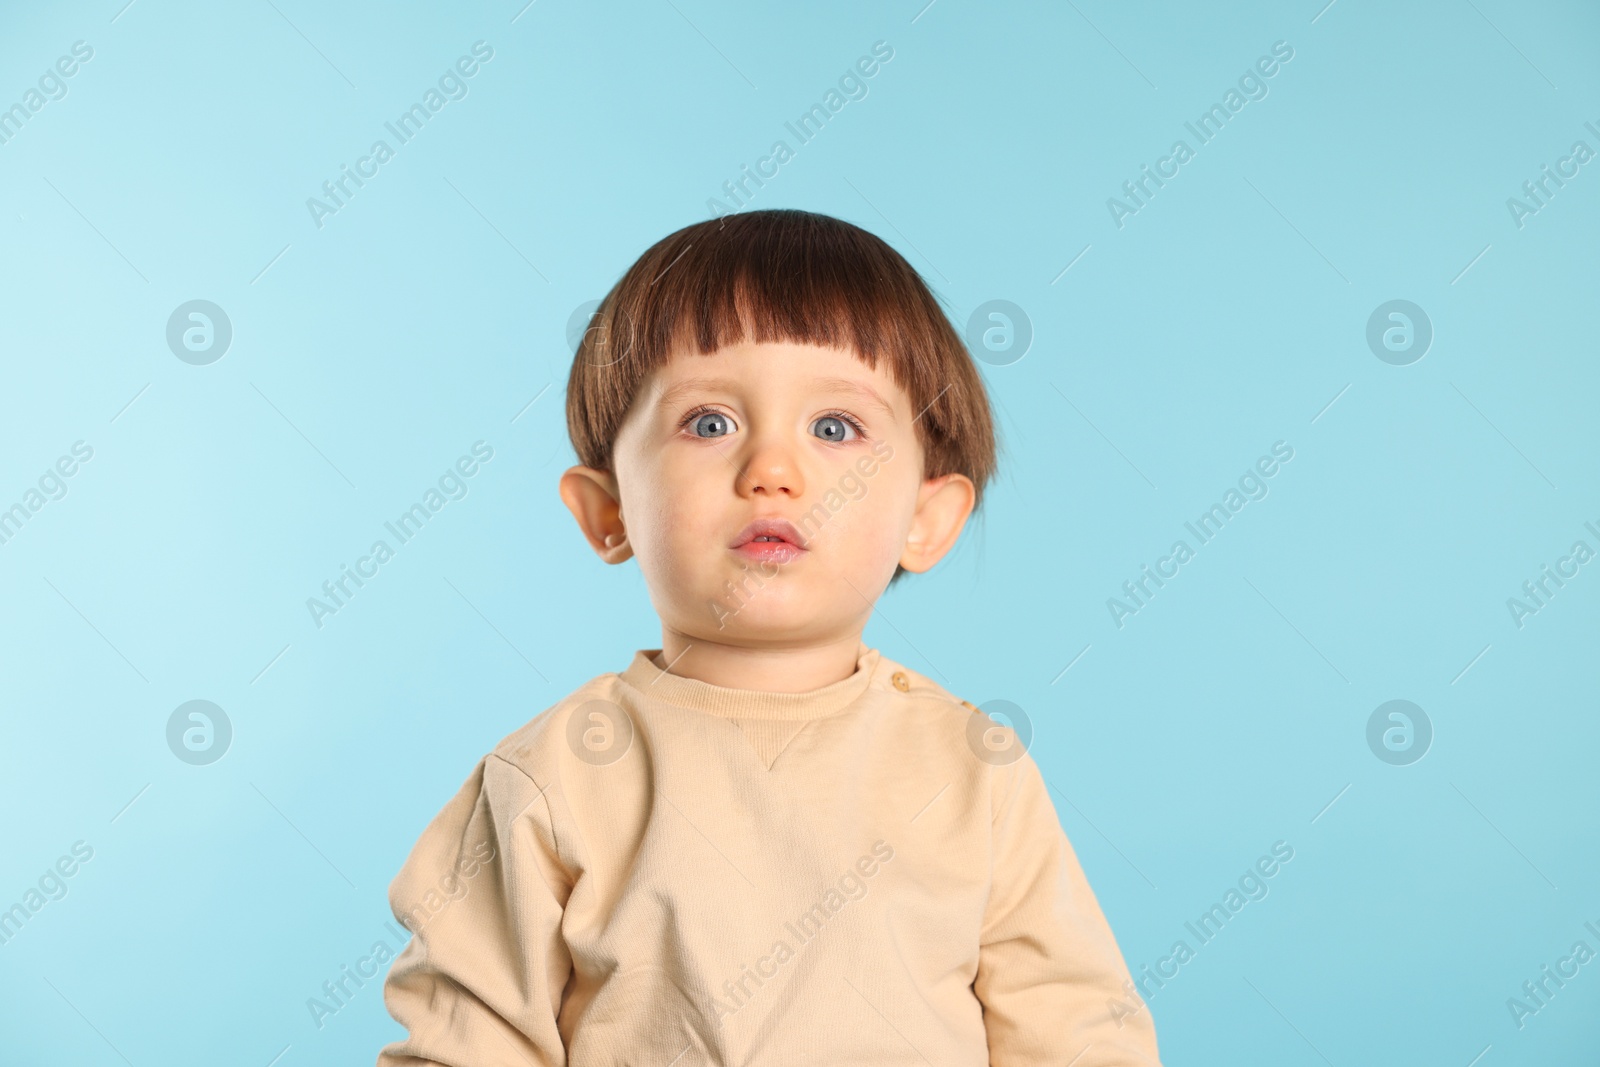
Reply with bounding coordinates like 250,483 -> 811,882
736,428 -> 804,498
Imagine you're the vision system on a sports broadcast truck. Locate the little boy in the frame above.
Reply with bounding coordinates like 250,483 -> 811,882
376,209 -> 1162,1065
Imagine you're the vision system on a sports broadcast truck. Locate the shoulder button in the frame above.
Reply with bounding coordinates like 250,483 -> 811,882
890,671 -> 910,692
960,699 -> 978,712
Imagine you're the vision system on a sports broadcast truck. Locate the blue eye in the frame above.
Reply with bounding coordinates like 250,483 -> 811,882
813,412 -> 864,442
679,406 -> 864,442
685,408 -> 733,438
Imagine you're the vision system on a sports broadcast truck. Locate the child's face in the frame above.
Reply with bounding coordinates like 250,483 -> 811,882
563,339 -> 974,646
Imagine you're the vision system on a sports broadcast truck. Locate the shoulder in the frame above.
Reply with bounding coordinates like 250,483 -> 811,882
877,650 -> 985,719
876,649 -> 1042,797
874,650 -> 1000,764
484,669 -> 630,780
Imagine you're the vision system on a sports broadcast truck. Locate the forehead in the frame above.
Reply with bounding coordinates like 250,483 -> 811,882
647,340 -> 908,415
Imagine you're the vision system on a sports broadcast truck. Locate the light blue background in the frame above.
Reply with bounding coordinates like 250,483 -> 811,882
2,0 -> 1597,1063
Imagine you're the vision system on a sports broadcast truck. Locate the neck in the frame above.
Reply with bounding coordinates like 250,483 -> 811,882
655,629 -> 867,692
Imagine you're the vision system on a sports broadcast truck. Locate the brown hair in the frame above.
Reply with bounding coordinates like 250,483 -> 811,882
565,208 -> 999,584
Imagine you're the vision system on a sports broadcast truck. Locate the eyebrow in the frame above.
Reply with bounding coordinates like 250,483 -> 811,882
653,375 -> 897,420
815,377 -> 897,419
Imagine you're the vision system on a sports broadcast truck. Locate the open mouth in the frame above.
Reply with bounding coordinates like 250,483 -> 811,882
730,517 -> 808,562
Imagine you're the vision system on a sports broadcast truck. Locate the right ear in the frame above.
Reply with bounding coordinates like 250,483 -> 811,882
558,465 -> 633,563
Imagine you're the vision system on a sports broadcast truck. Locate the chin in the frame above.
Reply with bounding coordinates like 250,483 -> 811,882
697,584 -> 816,636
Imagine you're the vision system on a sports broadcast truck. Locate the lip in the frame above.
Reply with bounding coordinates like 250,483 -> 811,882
729,517 -> 809,560
733,540 -> 805,564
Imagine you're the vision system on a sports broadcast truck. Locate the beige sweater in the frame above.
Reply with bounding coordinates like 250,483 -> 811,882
376,643 -> 1162,1066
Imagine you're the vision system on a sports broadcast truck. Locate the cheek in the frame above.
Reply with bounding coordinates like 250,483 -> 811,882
624,462 -> 719,573
819,472 -> 914,568
631,496 -> 688,566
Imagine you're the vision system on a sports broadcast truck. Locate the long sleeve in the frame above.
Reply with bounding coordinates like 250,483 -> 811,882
370,648 -> 1160,1063
973,750 -> 1162,1066
377,753 -> 575,1067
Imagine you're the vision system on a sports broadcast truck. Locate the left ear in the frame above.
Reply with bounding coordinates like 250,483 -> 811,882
900,472 -> 976,574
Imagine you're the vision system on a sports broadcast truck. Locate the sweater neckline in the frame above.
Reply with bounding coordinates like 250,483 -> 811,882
617,643 -> 883,721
